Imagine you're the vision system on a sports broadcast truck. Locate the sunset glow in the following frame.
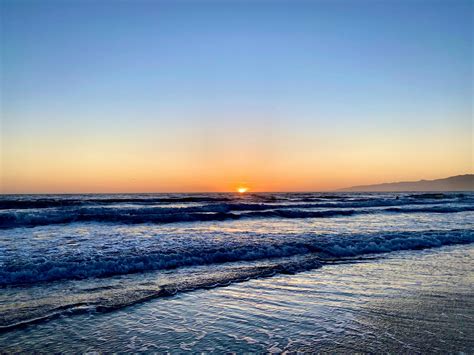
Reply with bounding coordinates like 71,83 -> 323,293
237,187 -> 248,194
1,1 -> 472,194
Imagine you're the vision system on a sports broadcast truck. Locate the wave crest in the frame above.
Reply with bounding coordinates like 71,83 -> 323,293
1,229 -> 472,287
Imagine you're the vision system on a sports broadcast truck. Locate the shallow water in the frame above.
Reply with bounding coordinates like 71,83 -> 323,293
1,245 -> 472,352
0,192 -> 473,350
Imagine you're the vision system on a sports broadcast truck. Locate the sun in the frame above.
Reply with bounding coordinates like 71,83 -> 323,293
237,187 -> 248,194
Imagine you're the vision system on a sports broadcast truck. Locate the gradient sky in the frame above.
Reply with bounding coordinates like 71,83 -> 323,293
1,0 -> 472,193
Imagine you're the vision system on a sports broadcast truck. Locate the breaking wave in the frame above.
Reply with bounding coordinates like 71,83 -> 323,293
0,196 -> 233,210
1,229 -> 472,287
1,192 -> 473,332
1,203 -> 473,229
0,192 -> 468,210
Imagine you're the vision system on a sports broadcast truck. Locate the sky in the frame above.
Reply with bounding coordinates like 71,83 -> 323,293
1,0 -> 472,193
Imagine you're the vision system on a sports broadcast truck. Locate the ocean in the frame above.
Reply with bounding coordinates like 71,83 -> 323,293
0,192 -> 473,351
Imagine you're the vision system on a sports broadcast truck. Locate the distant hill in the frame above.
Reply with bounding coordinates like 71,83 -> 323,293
339,174 -> 474,192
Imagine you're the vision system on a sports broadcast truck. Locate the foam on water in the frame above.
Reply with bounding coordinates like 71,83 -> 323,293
0,192 -> 472,229
1,245 -> 472,352
0,192 -> 472,332
1,228 -> 472,286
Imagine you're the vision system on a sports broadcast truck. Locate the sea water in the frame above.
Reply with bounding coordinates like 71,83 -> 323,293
0,192 -> 473,351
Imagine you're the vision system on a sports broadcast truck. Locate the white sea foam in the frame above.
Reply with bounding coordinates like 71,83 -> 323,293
1,228 -> 472,286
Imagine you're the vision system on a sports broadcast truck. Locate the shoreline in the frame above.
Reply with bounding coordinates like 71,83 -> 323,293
1,244 -> 472,352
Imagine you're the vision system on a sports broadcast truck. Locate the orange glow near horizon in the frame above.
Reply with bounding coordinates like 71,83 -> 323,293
1,121 -> 472,194
237,187 -> 248,193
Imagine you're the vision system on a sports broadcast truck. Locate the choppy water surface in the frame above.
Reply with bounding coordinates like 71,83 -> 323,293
0,192 -> 473,351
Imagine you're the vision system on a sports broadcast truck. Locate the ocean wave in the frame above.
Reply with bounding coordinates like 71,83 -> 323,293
383,206 -> 474,213
0,196 -> 233,210
0,255 -> 325,331
407,193 -> 465,199
1,229 -> 472,287
1,192 -> 470,211
1,202 -> 473,229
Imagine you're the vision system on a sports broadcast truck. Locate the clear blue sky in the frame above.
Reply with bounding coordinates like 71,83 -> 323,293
1,0 -> 472,192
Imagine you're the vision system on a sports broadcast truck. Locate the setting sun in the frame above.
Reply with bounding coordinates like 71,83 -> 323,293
237,187 -> 248,193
